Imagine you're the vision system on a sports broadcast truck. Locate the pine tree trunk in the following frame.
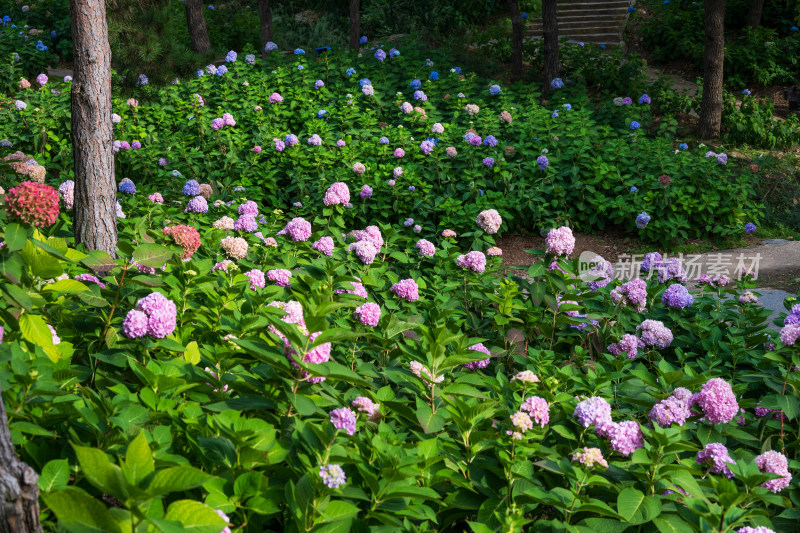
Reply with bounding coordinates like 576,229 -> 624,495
184,0 -> 210,55
745,0 -> 764,27
349,0 -> 361,50
0,385 -> 42,533
258,0 -> 273,60
507,0 -> 523,81
70,0 -> 118,256
542,0 -> 561,93
698,0 -> 725,139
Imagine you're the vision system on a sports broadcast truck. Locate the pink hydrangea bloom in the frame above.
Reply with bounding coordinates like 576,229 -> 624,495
456,251 -> 487,273
573,397 -> 612,429
354,302 -> 381,327
324,182 -> 351,206
610,279 -> 648,312
312,236 -> 335,256
755,450 -> 791,493
545,226 -> 575,256
520,396 -> 550,427
696,442 -> 736,478
572,447 -> 608,469
330,407 -> 357,435
348,240 -> 379,264
691,378 -> 739,424
277,217 -> 312,241
267,269 -> 292,287
607,334 -> 642,359
392,279 -> 419,302
352,397 -> 381,422
637,319 -> 673,349
476,209 -> 502,234
245,269 -> 265,290
464,343 -> 491,370
606,421 -> 644,456
416,239 -> 436,257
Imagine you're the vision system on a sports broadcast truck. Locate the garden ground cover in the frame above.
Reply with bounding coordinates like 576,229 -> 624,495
0,36 -> 799,533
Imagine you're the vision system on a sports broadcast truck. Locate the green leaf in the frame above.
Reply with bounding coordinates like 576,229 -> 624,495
21,237 -> 65,278
109,404 -> 149,431
617,487 -> 646,522
2,283 -> 33,311
652,514 -> 693,533
19,313 -> 54,347
123,431 -> 154,486
132,243 -> 173,269
163,500 -> 227,533
43,279 -> 90,293
578,517 -> 630,533
384,484 -> 441,500
184,341 -> 201,364
147,466 -> 215,496
3,222 -> 28,251
81,250 -> 119,271
320,500 -> 360,522
43,487 -> 122,533
38,459 -> 70,492
73,446 -> 128,501
416,400 -> 446,434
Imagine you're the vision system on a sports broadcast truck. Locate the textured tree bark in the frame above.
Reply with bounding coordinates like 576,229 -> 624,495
542,0 -> 561,93
0,386 -> 42,533
184,0 -> 210,55
698,0 -> 726,139
258,0 -> 273,60
745,0 -> 764,27
349,0 -> 361,50
507,0 -> 523,81
70,0 -> 118,256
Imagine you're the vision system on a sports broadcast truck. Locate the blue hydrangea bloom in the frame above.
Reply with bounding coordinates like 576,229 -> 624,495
2,15 -> 10,24
636,212 -> 651,229
679,143 -> 688,150
216,65 -> 228,76
265,41 -> 278,51
379,136 -> 389,144
628,6 -> 635,12
483,135 -> 498,147
551,78 -> 564,89
374,49 -> 386,61
317,110 -> 327,119
426,137 -> 439,146
408,186 -> 415,191
51,30 -> 56,38
563,103 -> 572,110
119,180 -> 136,194
196,69 -> 204,77
521,12 -> 528,18
36,40 -> 48,51
389,48 -> 400,58
182,179 -> 201,196
360,36 -> 368,44
430,71 -> 439,80
294,48 -> 305,55
453,66 -> 462,74
359,78 -> 371,88
551,110 -> 559,118
791,26 -> 798,31
346,67 -> 356,76
171,170 -> 183,178
630,121 -> 641,130
297,64 -> 304,71
639,94 -> 651,104
630,186 -> 638,193
410,79 -> 421,90
745,222 -> 757,233
225,50 -> 237,63
742,89 -> 751,95
489,84 -> 501,95
663,1 -> 670,4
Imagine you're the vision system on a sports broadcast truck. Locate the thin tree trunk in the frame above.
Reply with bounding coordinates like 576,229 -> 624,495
184,0 -> 210,54
258,0 -> 273,60
542,0 -> 560,93
349,0 -> 361,50
0,385 -> 42,533
698,0 -> 725,139
745,0 -> 764,27
71,0 -> 118,256
507,0 -> 523,81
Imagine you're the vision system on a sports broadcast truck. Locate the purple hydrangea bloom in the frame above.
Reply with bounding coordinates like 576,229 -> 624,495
637,319 -> 673,349
330,407 -> 357,435
697,443 -> 736,478
661,284 -> 694,308
537,155 -> 549,170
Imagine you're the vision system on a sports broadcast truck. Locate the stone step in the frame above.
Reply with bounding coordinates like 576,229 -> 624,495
530,12 -> 626,22
526,30 -> 623,40
528,21 -> 624,31
555,0 -> 631,10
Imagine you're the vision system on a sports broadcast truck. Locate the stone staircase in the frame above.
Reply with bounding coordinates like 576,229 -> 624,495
526,0 -> 635,48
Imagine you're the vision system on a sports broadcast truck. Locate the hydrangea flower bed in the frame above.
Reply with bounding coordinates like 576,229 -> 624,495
1,42 -> 760,244
0,43 -> 794,533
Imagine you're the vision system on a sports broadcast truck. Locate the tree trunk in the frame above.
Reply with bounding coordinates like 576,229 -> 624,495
698,0 -> 725,139
507,0 -> 523,81
258,0 -> 273,60
0,385 -> 42,533
184,0 -> 210,55
70,0 -> 118,256
349,0 -> 361,50
542,0 -> 561,93
745,0 -> 764,27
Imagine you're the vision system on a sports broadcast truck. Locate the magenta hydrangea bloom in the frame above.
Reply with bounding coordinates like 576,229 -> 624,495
607,333 -> 641,359
354,302 -> 381,327
692,378 -> 739,424
269,92 -> 283,103
324,182 -> 350,206
649,387 -> 692,427
122,310 -> 149,338
697,442 -> 736,478
267,269 -> 292,287
416,239 -> 436,257
755,450 -> 791,493
476,209 -> 502,234
391,279 -> 419,302
610,279 -> 648,312
130,292 -> 178,338
335,280 -> 368,299
521,396 -> 550,427
75,273 -> 106,289
245,269 -> 265,291
277,217 -> 312,241
456,251 -> 487,273
348,240 -> 379,264
607,421 -> 644,456
330,407 -> 357,435
637,319 -> 673,349
312,236 -> 334,256
573,397 -> 613,429
545,226 -> 575,256
464,343 -> 491,370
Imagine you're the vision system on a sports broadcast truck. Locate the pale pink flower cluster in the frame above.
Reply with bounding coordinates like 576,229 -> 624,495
213,216 -> 235,230
456,251 -> 487,273
277,217 -> 312,241
220,236 -> 248,259
476,209 -> 502,234
511,370 -> 540,383
323,182 -> 351,206
267,269 -> 292,287
545,226 -> 575,256
409,361 -> 443,387
352,397 -> 381,422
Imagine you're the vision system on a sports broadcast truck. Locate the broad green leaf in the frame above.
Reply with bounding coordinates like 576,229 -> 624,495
184,341 -> 201,364
19,313 -> 54,347
21,237 -> 65,278
652,514 -> 693,533
416,401 -> 446,434
163,500 -> 227,533
38,459 -> 70,492
147,466 -> 215,496
123,431 -> 154,485
43,279 -> 90,293
617,487 -> 646,522
320,500 -> 360,522
3,222 -> 28,251
73,446 -> 128,501
43,487 -> 122,533
132,243 -> 173,269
